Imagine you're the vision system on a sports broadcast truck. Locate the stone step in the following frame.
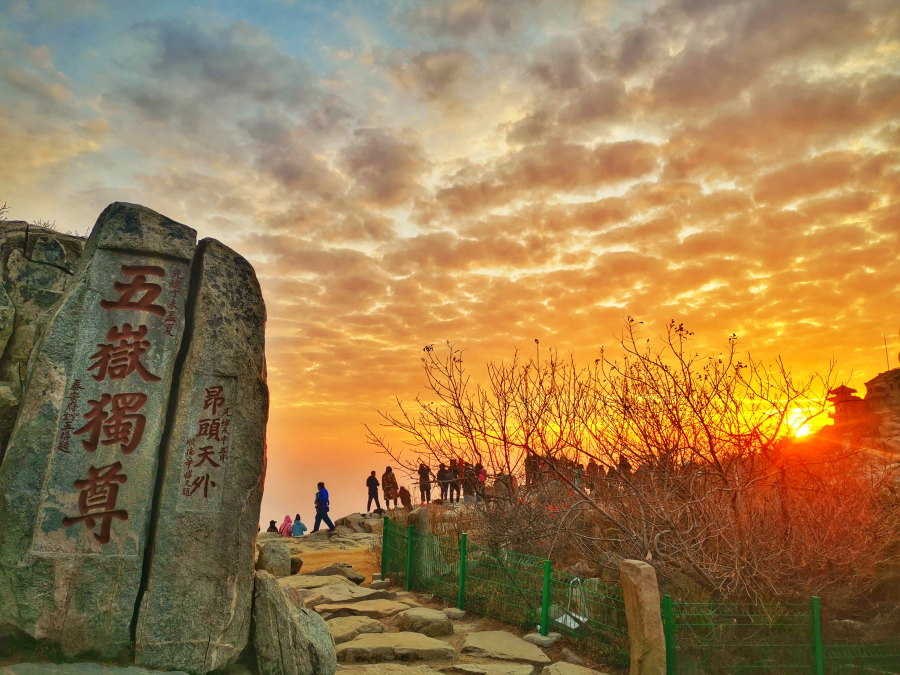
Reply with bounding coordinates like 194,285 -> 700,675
326,615 -> 385,644
462,631 -> 551,668
336,631 -> 458,663
316,599 -> 411,619
441,663 -> 536,675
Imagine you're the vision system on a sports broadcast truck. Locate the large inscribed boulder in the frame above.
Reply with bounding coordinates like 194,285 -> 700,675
0,203 -> 195,658
135,240 -> 268,673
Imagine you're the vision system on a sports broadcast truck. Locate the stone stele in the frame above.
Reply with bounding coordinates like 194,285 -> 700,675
0,203 -> 196,659
134,239 -> 268,673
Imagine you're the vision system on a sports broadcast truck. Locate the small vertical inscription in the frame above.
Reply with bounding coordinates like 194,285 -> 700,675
177,376 -> 234,513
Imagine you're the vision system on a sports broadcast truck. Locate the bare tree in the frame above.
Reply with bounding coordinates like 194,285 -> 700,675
367,320 -> 900,602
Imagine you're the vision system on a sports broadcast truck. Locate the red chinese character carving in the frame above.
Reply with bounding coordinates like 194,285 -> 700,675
61,461 -> 129,545
100,265 -> 166,316
88,324 -> 161,383
196,418 -> 222,441
75,393 -> 147,454
188,473 -> 217,498
203,386 -> 225,416
194,446 -> 221,468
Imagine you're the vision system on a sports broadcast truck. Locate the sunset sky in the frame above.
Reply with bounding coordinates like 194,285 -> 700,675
2,0 -> 899,525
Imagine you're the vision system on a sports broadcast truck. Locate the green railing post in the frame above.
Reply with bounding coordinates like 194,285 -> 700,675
457,533 -> 468,609
381,516 -> 389,580
540,559 -> 552,636
811,596 -> 825,675
405,524 -> 415,591
663,594 -> 677,675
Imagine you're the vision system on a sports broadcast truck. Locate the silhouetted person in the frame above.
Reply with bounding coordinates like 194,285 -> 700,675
617,454 -> 632,479
448,459 -> 461,503
366,470 -> 382,512
312,481 -> 336,532
417,462 -> 432,504
463,464 -> 477,503
382,466 -> 399,509
266,520 -> 278,533
437,462 -> 450,501
291,514 -> 308,537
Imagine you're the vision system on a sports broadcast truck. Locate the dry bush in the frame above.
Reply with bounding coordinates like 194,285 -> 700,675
368,320 -> 900,605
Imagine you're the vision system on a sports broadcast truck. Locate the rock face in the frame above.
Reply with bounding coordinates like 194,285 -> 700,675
407,507 -> 431,534
0,222 -> 86,464
462,631 -> 551,668
256,540 -> 292,578
620,560 -> 665,675
134,240 -> 268,673
327,615 -> 385,644
393,607 -> 454,637
336,632 -> 457,663
252,571 -> 337,675
0,204 -> 196,658
304,562 -> 366,584
291,554 -> 304,574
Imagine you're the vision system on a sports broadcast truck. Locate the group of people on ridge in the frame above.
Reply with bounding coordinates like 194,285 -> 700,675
365,460 -> 487,513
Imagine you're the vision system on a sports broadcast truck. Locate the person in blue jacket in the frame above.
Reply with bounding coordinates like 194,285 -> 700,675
291,514 -> 308,537
312,481 -> 336,532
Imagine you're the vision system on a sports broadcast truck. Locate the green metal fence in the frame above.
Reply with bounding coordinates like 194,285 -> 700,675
382,518 -> 630,666
661,595 -> 900,675
384,518 -> 900,674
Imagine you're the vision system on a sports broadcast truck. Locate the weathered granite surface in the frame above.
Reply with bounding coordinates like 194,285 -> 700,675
253,571 -> 337,675
134,239 -> 268,673
0,222 -> 85,462
0,204 -> 195,659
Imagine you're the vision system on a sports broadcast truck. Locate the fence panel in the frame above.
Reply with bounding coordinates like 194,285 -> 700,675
410,528 -> 461,602
463,543 -> 546,629
665,600 -> 814,675
823,641 -> 900,674
549,569 -> 631,667
382,519 -> 409,587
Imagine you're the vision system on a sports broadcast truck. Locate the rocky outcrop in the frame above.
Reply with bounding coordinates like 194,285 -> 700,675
315,599 -> 410,619
0,222 -> 85,463
134,238 -> 267,673
252,571 -> 337,675
0,204 -> 195,659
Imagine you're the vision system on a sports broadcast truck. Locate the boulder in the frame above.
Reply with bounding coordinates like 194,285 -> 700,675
327,615 -> 385,644
542,665 -> 610,675
443,608 -> 466,620
304,562 -> 366,584
336,632 -> 457,663
441,665 -> 535,675
291,555 -> 304,574
279,574 -> 355,591
252,570 -> 337,675
407,507 -> 431,534
256,540 -> 291,577
0,203 -> 195,659
311,584 -> 396,606
393,607 -> 454,637
315,599 -> 411,619
371,580 -> 391,590
620,560 -> 665,675
135,239 -> 268,673
0,666 -> 188,675
462,631 -> 551,668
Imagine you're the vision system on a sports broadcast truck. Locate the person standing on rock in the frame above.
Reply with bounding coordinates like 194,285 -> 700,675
277,515 -> 292,536
382,466 -> 400,509
291,514 -> 307,537
366,470 -> 382,513
448,459 -> 461,503
312,481 -> 336,532
417,462 -> 432,505
437,462 -> 450,501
